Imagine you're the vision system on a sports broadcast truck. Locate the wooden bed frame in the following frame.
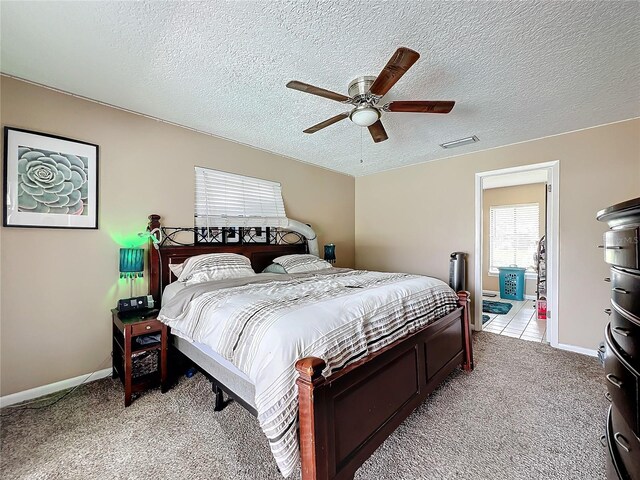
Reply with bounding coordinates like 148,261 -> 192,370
147,214 -> 474,480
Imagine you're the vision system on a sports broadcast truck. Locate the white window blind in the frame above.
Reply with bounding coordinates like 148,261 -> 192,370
489,203 -> 540,271
195,167 -> 288,227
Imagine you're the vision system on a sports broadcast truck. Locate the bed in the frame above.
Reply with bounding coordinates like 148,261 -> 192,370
147,214 -> 474,480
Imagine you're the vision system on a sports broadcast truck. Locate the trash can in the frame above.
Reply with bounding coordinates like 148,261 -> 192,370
449,252 -> 466,292
498,267 -> 526,301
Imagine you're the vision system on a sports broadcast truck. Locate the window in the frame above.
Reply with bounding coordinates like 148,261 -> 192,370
195,167 -> 287,227
489,203 -> 540,273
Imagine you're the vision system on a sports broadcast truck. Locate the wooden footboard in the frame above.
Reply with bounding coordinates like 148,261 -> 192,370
295,291 -> 473,480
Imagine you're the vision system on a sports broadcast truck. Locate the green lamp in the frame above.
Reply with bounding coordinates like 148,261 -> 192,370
119,248 -> 144,297
324,244 -> 336,264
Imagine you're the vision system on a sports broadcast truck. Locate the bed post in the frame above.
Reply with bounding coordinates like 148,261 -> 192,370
295,357 -> 330,480
457,291 -> 474,371
148,214 -> 162,306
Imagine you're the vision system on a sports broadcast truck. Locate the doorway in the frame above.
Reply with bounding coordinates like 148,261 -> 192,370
474,162 -> 559,348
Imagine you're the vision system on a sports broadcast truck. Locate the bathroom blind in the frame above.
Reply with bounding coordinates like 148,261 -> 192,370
489,203 -> 540,271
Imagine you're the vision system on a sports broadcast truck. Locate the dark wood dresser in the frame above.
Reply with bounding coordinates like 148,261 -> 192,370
598,197 -> 640,480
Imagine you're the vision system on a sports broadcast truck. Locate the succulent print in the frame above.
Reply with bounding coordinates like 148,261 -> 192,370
17,146 -> 89,215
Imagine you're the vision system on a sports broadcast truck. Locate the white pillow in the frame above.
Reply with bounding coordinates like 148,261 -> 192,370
262,263 -> 288,274
168,262 -> 184,278
177,253 -> 256,285
272,254 -> 333,273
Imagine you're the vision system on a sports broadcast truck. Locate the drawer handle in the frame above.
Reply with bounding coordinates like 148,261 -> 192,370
613,327 -> 631,337
599,434 -> 607,448
604,308 -> 612,315
612,287 -> 629,294
606,374 -> 623,389
604,277 -> 611,282
598,245 -> 624,250
614,433 -> 631,453
145,325 -> 151,330
605,392 -> 612,402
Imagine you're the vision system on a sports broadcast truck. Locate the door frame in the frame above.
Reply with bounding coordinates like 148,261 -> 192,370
474,161 -> 560,348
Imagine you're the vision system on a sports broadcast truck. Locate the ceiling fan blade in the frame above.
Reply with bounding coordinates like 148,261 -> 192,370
287,81 -> 351,102
303,112 -> 350,134
385,100 -> 455,113
367,120 -> 388,143
368,47 -> 420,97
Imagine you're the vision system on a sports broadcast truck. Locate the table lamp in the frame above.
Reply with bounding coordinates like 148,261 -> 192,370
119,248 -> 144,297
324,244 -> 336,264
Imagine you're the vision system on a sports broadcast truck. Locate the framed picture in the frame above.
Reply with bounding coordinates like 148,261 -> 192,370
223,227 -> 240,244
195,226 -> 223,244
3,127 -> 99,229
243,227 -> 269,244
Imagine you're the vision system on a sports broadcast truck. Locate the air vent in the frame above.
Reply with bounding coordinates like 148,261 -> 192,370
440,135 -> 479,149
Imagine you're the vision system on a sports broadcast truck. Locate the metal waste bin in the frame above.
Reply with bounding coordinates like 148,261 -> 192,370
449,252 -> 466,292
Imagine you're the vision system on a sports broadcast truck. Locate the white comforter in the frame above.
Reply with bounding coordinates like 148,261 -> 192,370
158,269 -> 458,477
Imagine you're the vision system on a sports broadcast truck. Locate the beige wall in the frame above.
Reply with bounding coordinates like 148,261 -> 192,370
1,74 -> 638,396
482,183 -> 546,296
356,119 -> 640,350
0,77 -> 355,396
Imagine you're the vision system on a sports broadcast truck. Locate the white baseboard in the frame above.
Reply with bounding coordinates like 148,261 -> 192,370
555,343 -> 598,357
0,368 -> 112,408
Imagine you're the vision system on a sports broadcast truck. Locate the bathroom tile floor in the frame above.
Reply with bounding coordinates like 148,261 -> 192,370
482,292 -> 547,343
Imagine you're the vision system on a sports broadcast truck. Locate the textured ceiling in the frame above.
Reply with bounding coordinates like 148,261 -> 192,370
1,1 -> 638,176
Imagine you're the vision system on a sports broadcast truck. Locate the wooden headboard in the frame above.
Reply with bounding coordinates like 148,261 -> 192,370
147,214 -> 308,306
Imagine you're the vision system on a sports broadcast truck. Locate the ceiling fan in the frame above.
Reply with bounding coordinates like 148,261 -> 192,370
286,47 -> 455,143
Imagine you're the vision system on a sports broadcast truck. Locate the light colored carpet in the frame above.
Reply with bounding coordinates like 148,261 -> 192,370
1,333 -> 607,480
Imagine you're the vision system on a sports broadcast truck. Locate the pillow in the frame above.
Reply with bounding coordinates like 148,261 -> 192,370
168,262 -> 184,278
177,253 -> 256,285
272,254 -> 333,274
262,263 -> 288,274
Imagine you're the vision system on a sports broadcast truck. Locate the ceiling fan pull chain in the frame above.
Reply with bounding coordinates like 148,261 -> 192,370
360,127 -> 363,164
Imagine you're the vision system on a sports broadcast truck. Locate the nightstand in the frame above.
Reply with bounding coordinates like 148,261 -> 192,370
111,308 -> 168,407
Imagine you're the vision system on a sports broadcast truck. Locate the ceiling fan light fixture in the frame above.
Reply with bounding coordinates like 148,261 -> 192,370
350,106 -> 380,127
287,47 -> 455,144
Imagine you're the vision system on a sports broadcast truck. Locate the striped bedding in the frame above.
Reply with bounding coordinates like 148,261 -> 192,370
158,269 -> 459,477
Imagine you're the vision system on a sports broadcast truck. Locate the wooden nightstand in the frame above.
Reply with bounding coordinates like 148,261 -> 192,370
111,308 -> 168,407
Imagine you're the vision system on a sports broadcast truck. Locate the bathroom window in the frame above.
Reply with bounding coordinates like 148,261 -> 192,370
489,203 -> 539,273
